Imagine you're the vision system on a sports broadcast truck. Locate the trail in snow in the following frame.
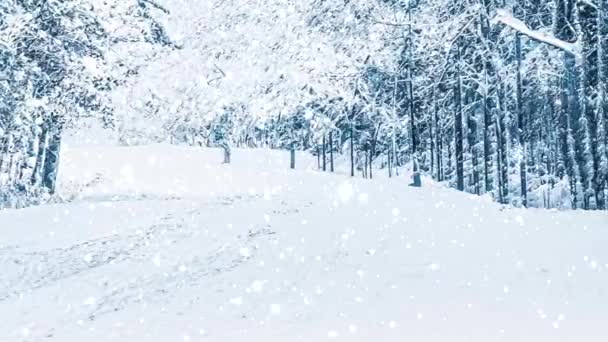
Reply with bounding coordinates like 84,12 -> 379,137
0,145 -> 607,342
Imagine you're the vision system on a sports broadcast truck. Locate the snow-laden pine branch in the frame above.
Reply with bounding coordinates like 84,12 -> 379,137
578,0 -> 598,10
492,9 -> 580,58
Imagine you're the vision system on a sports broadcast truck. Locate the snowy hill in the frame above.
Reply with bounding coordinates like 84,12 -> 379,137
1,145 -> 607,342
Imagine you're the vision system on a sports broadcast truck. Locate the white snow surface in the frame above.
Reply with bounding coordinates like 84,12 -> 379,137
1,144 -> 607,341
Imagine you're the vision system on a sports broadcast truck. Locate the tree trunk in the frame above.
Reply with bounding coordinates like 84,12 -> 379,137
322,135 -> 327,172
290,143 -> 296,169
0,137 -> 6,179
480,11 -> 494,195
455,38 -> 465,192
435,100 -> 443,182
407,1 -> 417,157
329,131 -> 334,172
566,51 -> 584,208
467,86 -> 480,195
495,116 -> 505,205
597,0 -> 608,209
447,141 -> 452,179
392,135 -> 398,177
31,122 -> 49,186
410,157 -> 422,187
579,1 -> 603,209
350,123 -> 355,177
515,33 -> 528,207
430,94 -> 435,180
369,149 -> 373,179
42,123 -> 63,194
558,53 -> 578,208
483,63 -> 493,195
388,149 -> 392,178
7,154 -> 14,185
364,150 -> 368,179
222,142 -> 231,164
496,83 -> 510,205
317,146 -> 321,169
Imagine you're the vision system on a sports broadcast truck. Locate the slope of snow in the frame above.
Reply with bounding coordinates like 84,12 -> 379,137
1,145 -> 607,342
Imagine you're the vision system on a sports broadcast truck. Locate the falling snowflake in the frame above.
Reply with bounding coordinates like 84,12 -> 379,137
229,297 -> 243,305
338,181 -> 354,203
239,247 -> 250,257
83,297 -> 96,306
270,304 -> 281,315
83,253 -> 94,263
251,280 -> 265,293
153,254 -> 161,267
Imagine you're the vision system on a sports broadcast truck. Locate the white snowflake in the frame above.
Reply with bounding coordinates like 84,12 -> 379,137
229,297 -> 243,305
239,247 -> 250,257
270,304 -> 281,315
337,181 -> 354,203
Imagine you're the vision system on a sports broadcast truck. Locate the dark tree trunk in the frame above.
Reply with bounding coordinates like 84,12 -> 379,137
483,63 -> 493,195
447,141 -> 452,179
222,142 -> 231,164
31,122 -> 49,185
322,135 -> 327,172
290,143 -> 295,169
317,146 -> 321,169
42,123 -> 63,194
480,10 -> 494,196
496,83 -> 510,205
579,1 -> 603,209
495,116 -> 505,205
566,52 -> 585,208
467,87 -> 480,195
435,100 -> 443,182
407,1 -> 417,157
7,154 -> 14,184
410,157 -> 422,187
388,149 -> 392,178
369,149 -> 373,179
515,33 -> 528,207
455,38 -> 465,192
558,53 -> 578,208
329,131 -> 334,172
0,137 -> 6,178
364,150 -> 368,179
430,90 -> 436,179
350,123 -> 355,177
598,0 -> 608,209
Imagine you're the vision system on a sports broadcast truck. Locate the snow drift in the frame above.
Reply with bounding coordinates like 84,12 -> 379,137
0,145 -> 607,342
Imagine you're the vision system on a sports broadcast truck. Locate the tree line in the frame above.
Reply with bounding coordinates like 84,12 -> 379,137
168,0 -> 607,210
0,0 -> 173,207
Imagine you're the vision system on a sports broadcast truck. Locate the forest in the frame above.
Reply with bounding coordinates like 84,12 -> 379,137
1,0 -> 607,210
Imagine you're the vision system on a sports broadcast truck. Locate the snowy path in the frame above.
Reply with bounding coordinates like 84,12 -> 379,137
1,145 -> 607,341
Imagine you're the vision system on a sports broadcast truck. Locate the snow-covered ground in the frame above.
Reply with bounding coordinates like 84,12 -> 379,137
1,144 -> 607,342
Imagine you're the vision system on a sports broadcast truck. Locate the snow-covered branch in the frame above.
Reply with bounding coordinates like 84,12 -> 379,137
577,0 -> 598,10
139,0 -> 170,14
492,9 -> 579,58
